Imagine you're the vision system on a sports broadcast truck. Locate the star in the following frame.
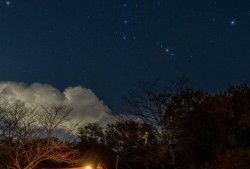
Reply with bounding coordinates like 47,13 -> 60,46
5,0 -> 11,6
122,36 -> 126,40
165,48 -> 170,53
229,19 -> 236,26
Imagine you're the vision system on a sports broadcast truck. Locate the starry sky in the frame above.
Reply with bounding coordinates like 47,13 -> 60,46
0,0 -> 250,109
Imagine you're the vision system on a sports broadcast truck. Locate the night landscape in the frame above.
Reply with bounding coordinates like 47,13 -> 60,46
0,0 -> 250,169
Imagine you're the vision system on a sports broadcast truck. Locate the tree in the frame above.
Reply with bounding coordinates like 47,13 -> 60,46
122,80 -> 199,167
77,123 -> 109,167
161,89 -> 207,165
78,123 -> 105,144
185,85 -> 250,168
105,120 -> 161,169
0,102 -> 80,169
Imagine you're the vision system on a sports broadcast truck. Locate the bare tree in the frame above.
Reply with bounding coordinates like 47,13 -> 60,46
39,104 -> 73,144
0,102 -> 80,169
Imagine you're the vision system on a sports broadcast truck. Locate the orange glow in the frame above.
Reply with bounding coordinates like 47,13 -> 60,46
85,165 -> 92,169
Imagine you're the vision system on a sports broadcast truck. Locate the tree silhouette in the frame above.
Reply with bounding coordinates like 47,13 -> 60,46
0,102 -> 80,169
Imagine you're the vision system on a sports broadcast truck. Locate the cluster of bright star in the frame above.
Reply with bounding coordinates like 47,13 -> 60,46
118,1 -> 176,57
115,1 -> 239,59
3,0 -> 243,63
118,1 -> 163,42
119,2 -> 137,41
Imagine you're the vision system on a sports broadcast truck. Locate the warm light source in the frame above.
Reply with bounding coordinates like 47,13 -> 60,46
85,165 -> 92,169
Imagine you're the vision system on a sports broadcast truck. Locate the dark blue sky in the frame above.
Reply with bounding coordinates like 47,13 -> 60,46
1,0 -> 250,109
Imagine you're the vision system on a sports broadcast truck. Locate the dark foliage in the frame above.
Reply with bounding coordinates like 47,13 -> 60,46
1,84 -> 250,169
85,83 -> 249,169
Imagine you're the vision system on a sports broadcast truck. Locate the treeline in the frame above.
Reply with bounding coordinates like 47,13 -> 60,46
77,84 -> 250,169
1,84 -> 250,169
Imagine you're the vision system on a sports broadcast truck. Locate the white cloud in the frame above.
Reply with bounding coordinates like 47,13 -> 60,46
0,81 -> 115,127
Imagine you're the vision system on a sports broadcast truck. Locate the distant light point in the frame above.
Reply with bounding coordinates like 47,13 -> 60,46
123,3 -> 127,8
230,19 -> 236,26
5,0 -> 11,6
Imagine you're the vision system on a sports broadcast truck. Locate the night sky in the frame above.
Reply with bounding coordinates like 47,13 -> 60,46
1,0 -> 250,109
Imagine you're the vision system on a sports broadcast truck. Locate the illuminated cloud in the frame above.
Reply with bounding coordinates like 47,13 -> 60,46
0,81 -> 115,127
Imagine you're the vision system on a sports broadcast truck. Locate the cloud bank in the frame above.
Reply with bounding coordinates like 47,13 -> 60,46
0,81 -> 115,127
